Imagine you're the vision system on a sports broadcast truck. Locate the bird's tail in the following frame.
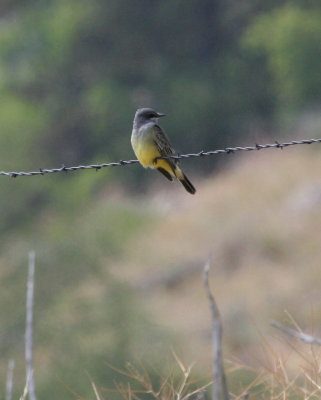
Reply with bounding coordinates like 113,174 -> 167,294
174,166 -> 196,195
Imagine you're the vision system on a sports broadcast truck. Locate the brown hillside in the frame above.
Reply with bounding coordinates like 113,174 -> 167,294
110,146 -> 321,367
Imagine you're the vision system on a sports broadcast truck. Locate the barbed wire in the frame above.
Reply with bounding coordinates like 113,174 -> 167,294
0,137 -> 320,178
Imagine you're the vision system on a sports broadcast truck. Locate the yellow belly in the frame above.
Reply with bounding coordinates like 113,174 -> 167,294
134,140 -> 159,167
133,140 -> 174,174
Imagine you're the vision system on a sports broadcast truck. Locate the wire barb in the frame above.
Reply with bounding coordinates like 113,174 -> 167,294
0,137 -> 320,178
275,140 -> 283,150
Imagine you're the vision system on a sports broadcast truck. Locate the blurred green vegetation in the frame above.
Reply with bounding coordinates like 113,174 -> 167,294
0,194 -> 171,399
244,4 -> 321,112
0,0 -> 320,398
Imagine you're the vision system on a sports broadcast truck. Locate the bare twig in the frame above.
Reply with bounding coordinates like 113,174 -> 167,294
91,381 -> 104,400
25,251 -> 37,400
85,371 -> 104,400
271,320 -> 321,346
20,380 -> 29,400
303,372 -> 321,392
203,259 -> 229,400
5,359 -> 15,400
171,352 -> 193,400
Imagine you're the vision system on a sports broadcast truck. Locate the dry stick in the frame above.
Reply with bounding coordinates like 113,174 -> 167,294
203,259 -> 229,400
271,320 -> 321,346
25,251 -> 37,400
20,382 -> 29,400
5,359 -> 15,400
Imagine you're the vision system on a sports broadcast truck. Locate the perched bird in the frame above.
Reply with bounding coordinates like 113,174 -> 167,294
131,108 -> 196,194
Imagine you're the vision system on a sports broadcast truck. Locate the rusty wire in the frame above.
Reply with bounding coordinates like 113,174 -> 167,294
0,137 -> 320,178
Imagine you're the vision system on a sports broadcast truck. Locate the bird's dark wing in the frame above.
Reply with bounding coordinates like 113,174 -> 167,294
153,125 -> 176,156
153,124 -> 178,172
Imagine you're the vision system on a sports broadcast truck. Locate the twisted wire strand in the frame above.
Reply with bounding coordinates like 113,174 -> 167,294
0,137 -> 320,178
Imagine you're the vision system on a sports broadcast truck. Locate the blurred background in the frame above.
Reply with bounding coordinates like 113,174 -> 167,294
0,0 -> 320,398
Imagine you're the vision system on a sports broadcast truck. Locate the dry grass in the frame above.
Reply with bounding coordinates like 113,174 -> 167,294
101,352 -> 211,400
228,322 -> 321,400
91,324 -> 321,400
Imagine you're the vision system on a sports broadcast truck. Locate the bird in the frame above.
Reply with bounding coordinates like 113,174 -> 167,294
131,108 -> 196,194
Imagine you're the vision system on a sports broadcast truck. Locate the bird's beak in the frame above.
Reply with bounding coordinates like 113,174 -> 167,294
156,112 -> 166,118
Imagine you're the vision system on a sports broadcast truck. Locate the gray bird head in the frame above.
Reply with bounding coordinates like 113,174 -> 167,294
133,108 -> 166,128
